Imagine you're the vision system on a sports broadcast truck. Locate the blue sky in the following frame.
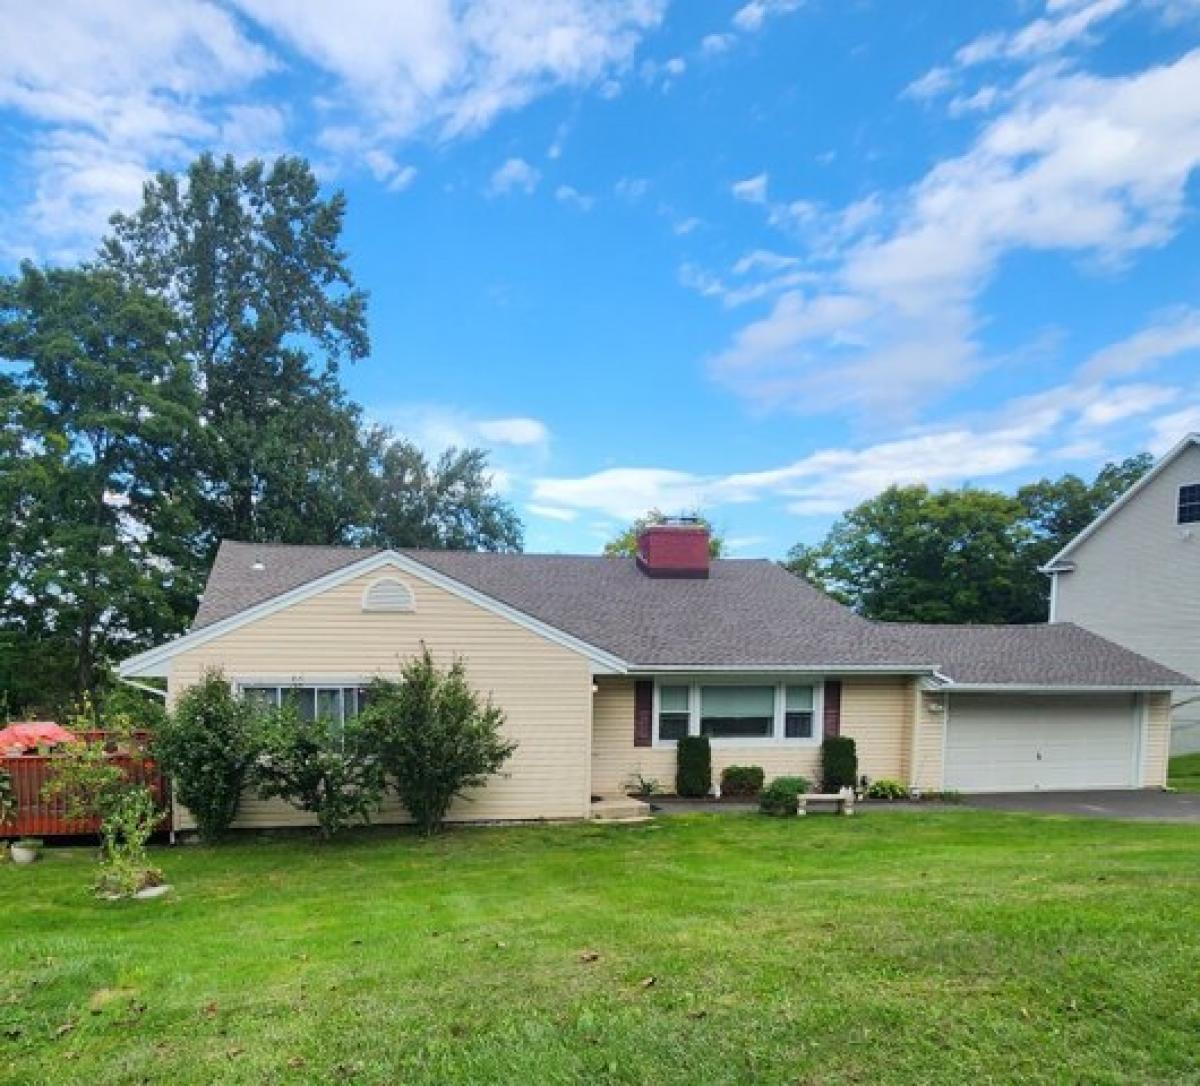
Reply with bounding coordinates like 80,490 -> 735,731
3,1 -> 1200,556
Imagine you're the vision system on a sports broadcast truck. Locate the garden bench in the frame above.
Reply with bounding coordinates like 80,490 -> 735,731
796,787 -> 855,816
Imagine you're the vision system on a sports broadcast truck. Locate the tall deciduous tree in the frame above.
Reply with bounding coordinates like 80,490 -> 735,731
785,456 -> 1154,624
363,438 -> 523,552
0,265 -> 196,702
99,153 -> 370,551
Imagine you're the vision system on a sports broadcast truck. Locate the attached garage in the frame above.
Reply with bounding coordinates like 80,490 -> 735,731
944,693 -> 1142,793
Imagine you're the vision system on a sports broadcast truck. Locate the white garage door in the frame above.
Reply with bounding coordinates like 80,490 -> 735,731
944,693 -> 1140,792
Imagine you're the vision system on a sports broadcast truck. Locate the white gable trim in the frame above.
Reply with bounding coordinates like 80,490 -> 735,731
119,550 -> 628,679
1041,433 -> 1200,571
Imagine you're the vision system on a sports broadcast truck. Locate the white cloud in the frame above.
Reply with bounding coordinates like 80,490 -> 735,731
555,183 -> 595,210
488,156 -> 540,195
476,417 -> 551,446
233,0 -> 665,139
614,176 -> 650,201
0,0 -> 276,257
381,405 -> 550,455
526,503 -> 579,522
732,0 -> 804,33
1080,307 -> 1200,379
710,47 -> 1200,418
673,215 -> 702,235
363,149 -> 418,191
700,32 -> 735,55
731,172 -> 769,203
1,0 -> 666,255
1149,405 -> 1200,453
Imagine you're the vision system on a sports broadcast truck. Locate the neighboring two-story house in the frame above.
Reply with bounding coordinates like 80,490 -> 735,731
1045,434 -> 1200,753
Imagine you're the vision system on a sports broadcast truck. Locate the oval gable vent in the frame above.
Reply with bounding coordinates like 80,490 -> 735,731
362,577 -> 415,613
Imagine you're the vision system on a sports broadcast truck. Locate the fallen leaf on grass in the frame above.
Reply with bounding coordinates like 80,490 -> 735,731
202,1001 -> 219,1018
287,1056 -> 306,1069
227,1046 -> 245,1058
686,1009 -> 707,1020
55,1021 -> 75,1038
579,950 -> 600,963
639,976 -> 657,989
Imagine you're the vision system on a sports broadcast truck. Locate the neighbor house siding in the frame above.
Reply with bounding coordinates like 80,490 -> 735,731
590,675 -> 912,794
1053,443 -> 1200,750
167,568 -> 595,828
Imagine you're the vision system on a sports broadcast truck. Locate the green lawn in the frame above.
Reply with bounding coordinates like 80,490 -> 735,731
3,812 -> 1199,1086
1169,752 -> 1200,793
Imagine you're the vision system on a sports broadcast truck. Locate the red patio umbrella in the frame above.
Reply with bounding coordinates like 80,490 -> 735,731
0,722 -> 77,755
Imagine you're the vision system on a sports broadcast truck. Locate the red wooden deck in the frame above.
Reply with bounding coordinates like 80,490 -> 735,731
1,733 -> 169,838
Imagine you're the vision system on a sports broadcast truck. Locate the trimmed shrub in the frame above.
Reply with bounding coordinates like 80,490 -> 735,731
866,778 -> 909,800
759,775 -> 811,817
821,736 -> 858,792
720,765 -> 765,797
359,646 -> 516,835
157,670 -> 262,841
676,735 -> 712,797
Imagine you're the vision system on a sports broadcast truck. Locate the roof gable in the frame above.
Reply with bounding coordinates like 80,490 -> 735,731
1043,433 -> 1200,570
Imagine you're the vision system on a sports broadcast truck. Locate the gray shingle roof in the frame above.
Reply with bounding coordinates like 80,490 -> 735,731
881,622 -> 1192,687
191,541 -> 1193,687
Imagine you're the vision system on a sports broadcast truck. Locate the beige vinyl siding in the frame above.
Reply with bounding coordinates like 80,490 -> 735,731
167,567 -> 594,828
1053,443 -> 1200,749
909,687 -> 946,792
590,675 -> 913,795
1144,691 -> 1171,787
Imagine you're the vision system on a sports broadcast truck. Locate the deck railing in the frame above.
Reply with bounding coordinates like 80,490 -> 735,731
1,733 -> 168,838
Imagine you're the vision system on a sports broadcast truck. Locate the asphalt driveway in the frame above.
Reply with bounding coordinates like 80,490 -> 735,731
965,790 -> 1200,823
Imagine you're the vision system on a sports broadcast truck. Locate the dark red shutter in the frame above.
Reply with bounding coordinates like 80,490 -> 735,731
634,680 -> 654,747
823,679 -> 842,737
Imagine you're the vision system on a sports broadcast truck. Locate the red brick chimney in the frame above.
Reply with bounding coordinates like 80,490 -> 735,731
636,518 -> 711,578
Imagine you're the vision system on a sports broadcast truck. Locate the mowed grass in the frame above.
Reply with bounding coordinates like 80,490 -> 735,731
1169,752 -> 1200,793
2,812 -> 1199,1086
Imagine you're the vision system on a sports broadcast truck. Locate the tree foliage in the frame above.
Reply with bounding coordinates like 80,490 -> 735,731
784,456 -> 1154,623
0,153 -> 522,712
359,647 -> 516,835
158,671 -> 262,841
603,509 -> 725,557
0,265 -> 197,703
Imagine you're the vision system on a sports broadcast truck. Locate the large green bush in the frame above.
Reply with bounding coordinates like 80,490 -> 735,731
254,705 -> 384,838
676,735 -> 712,797
821,736 -> 858,792
157,670 -> 262,841
359,647 -> 516,835
720,765 -> 765,797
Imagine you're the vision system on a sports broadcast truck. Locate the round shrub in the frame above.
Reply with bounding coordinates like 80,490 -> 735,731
759,775 -> 811,817
866,778 -> 909,800
720,765 -> 765,798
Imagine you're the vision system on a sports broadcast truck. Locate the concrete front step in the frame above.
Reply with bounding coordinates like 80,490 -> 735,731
590,795 -> 653,821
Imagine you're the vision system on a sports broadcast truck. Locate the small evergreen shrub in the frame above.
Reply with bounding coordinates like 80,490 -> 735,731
676,736 -> 712,797
866,778 -> 909,800
720,765 -> 765,797
759,775 -> 810,817
821,736 -> 858,792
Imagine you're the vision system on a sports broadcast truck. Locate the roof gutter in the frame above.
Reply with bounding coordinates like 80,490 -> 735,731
626,664 -> 939,675
939,683 -> 1189,693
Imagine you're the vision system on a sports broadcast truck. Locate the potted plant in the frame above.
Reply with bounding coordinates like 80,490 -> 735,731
11,838 -> 42,864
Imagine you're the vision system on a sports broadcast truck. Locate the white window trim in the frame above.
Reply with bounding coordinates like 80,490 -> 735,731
234,678 -> 374,728
651,676 -> 825,749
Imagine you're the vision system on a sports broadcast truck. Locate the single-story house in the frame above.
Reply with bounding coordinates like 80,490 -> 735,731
119,522 -> 1192,828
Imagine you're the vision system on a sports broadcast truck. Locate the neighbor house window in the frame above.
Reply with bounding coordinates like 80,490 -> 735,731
240,685 -> 369,726
654,681 -> 821,744
700,685 -> 775,739
657,685 -> 691,741
1179,484 -> 1200,525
